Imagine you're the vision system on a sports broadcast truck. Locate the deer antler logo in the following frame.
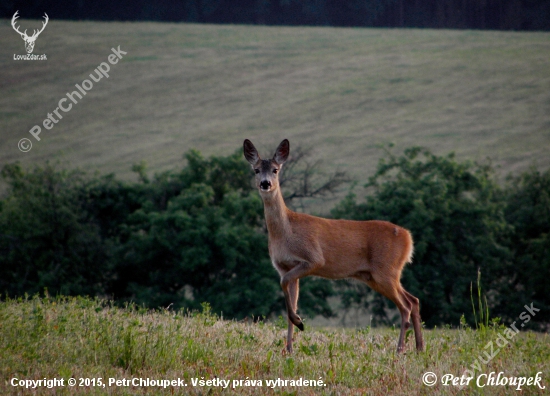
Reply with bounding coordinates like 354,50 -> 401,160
11,10 -> 49,54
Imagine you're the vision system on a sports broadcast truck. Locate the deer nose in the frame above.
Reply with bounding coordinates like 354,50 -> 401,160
260,180 -> 271,190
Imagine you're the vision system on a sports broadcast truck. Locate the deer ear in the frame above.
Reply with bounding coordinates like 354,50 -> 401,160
273,139 -> 289,165
243,139 -> 260,165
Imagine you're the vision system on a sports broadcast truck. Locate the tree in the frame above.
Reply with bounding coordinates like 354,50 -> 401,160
278,145 -> 350,212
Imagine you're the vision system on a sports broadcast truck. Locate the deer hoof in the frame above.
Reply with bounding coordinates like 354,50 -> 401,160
290,314 -> 304,330
282,343 -> 293,355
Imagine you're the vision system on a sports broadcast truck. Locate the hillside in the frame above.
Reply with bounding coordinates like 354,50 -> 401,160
1,21 -> 549,187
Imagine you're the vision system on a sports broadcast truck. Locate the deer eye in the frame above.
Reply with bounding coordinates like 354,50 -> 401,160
273,168 -> 278,174
254,169 -> 260,174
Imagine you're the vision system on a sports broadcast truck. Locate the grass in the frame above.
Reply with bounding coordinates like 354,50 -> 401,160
1,295 -> 548,395
471,269 -> 490,334
1,21 -> 549,188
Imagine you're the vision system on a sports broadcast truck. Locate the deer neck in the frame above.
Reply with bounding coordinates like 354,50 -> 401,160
261,188 -> 291,239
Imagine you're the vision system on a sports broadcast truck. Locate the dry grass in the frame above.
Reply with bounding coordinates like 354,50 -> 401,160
1,296 -> 548,395
1,21 -> 549,187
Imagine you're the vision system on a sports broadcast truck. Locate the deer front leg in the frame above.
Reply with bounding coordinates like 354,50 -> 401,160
280,261 -> 317,336
285,279 -> 299,353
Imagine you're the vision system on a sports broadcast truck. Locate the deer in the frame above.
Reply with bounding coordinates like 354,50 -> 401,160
11,11 -> 49,54
243,139 -> 424,354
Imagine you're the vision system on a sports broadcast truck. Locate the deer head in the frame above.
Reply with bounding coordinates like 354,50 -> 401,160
11,11 -> 49,54
244,139 -> 289,194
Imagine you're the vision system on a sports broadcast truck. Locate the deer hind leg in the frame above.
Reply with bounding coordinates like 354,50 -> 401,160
402,289 -> 424,351
354,271 -> 412,353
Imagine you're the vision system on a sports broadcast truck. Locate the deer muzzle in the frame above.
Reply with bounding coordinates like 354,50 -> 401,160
260,180 -> 272,191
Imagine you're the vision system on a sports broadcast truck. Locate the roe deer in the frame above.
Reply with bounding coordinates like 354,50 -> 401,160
243,139 -> 424,354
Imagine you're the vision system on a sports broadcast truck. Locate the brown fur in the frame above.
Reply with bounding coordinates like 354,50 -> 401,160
243,139 -> 424,354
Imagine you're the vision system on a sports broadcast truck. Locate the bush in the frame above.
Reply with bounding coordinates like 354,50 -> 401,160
0,150 -> 335,321
0,163 -> 112,297
1,147 -> 548,329
502,168 -> 550,327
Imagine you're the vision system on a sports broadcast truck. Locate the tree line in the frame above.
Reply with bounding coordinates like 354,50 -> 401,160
0,146 -> 548,329
2,0 -> 550,31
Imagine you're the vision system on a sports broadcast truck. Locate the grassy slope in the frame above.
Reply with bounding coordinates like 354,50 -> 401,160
1,296 -> 548,395
1,21 -> 549,185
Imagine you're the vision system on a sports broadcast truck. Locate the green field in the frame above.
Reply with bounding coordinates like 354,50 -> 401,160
1,21 -> 549,185
1,296 -> 548,395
